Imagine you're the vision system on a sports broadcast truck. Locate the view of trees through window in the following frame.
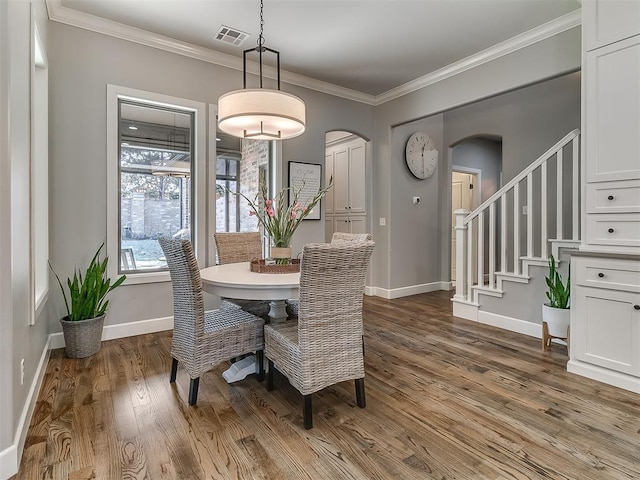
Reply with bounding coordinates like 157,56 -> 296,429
215,134 -> 270,236
118,100 -> 193,273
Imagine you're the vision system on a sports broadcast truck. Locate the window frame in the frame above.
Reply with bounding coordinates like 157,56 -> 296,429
107,85 -> 206,284
30,6 -> 48,324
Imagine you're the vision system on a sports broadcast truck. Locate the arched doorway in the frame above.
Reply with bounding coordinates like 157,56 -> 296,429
450,136 -> 502,284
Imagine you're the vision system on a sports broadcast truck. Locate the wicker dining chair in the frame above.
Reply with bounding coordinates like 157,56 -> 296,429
285,232 -> 373,319
159,237 -> 265,406
213,232 -> 272,319
264,240 -> 375,429
330,232 -> 372,244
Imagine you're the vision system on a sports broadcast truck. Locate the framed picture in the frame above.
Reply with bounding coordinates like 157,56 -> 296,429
288,161 -> 322,220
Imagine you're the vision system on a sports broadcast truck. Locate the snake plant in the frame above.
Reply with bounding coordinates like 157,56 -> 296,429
545,254 -> 570,309
51,244 -> 126,321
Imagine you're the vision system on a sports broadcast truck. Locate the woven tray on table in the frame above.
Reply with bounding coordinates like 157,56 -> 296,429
250,258 -> 300,274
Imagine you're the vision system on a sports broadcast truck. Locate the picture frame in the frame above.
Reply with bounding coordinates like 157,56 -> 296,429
288,161 -> 322,220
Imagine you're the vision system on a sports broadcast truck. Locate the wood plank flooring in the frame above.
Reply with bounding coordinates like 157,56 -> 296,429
13,291 -> 640,479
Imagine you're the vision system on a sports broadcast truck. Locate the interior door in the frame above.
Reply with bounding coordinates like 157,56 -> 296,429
451,172 -> 473,281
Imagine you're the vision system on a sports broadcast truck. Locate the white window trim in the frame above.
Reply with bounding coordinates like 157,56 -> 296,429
106,84 -> 207,285
30,5 -> 49,324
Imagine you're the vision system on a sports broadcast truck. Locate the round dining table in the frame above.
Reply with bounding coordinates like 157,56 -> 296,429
200,261 -> 300,323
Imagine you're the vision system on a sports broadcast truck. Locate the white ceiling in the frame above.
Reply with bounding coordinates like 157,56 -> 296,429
55,0 -> 581,97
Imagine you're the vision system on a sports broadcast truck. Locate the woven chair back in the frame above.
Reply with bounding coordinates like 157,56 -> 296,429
159,237 -> 205,339
297,241 -> 375,354
214,232 -> 263,264
330,232 -> 372,244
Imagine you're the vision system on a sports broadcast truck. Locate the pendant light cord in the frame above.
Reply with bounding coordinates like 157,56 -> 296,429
258,0 -> 265,48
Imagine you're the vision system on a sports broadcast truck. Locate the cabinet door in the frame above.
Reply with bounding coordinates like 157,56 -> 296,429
333,147 -> 350,212
573,286 -> 640,376
348,215 -> 367,234
325,216 -> 335,243
325,152 -> 334,214
583,0 -> 640,51
585,36 -> 640,183
334,216 -> 351,234
349,143 -> 366,213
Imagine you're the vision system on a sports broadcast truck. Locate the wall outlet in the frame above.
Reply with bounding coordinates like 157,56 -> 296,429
379,217 -> 386,226
522,205 -> 528,215
20,359 -> 25,385
412,196 -> 421,204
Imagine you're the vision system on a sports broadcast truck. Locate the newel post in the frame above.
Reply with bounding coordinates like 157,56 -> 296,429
453,209 -> 469,301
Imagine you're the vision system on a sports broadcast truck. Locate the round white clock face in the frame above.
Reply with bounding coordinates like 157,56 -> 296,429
405,132 -> 438,179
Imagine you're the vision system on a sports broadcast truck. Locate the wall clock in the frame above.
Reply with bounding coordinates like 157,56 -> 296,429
405,132 -> 438,179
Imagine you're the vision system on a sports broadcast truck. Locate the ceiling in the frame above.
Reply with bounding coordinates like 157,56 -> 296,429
54,0 -> 581,98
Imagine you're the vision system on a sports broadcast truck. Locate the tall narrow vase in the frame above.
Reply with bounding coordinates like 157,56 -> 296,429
270,246 -> 292,264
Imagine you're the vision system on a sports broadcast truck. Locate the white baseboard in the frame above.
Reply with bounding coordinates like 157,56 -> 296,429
49,316 -> 174,350
567,359 -> 640,394
0,336 -> 51,480
477,311 -> 542,338
0,444 -> 17,480
452,300 -> 479,321
371,281 -> 450,299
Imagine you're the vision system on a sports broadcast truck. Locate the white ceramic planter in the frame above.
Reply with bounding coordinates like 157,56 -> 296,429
542,304 -> 570,338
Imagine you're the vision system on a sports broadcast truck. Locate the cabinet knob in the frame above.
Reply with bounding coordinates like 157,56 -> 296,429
635,305 -> 640,311
344,207 -> 348,210
598,272 -> 604,278
608,228 -> 615,233
607,195 -> 614,201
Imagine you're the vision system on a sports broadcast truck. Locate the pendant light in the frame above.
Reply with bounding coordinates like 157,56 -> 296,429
217,0 -> 306,140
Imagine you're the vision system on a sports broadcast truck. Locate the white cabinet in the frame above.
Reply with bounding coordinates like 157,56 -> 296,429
571,6 -> 640,393
584,35 -> 640,183
325,135 -> 367,241
583,0 -> 640,51
333,215 -> 367,235
326,137 -> 366,214
569,255 -> 640,391
325,215 -> 367,242
582,7 -> 640,255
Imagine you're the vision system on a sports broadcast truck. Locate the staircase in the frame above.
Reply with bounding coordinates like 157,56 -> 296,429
452,130 -> 581,333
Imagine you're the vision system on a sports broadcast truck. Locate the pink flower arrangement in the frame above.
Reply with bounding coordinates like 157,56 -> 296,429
232,177 -> 333,251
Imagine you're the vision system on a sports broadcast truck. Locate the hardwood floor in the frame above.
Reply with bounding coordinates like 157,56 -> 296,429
13,291 -> 640,479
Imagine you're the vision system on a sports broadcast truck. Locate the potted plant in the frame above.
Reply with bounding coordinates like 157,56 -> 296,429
51,244 -> 126,358
230,177 -> 333,264
542,254 -> 570,347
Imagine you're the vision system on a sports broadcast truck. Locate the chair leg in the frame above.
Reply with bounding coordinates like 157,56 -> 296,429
170,358 -> 178,383
303,395 -> 313,429
188,377 -> 200,406
266,359 -> 274,391
256,350 -> 265,382
355,378 -> 366,408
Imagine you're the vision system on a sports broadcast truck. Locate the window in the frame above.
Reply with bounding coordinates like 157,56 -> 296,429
215,132 -> 271,234
30,15 -> 48,323
216,155 -> 240,232
107,86 -> 206,284
118,101 -> 193,272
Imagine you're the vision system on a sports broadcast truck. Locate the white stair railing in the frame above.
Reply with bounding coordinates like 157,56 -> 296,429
454,129 -> 580,305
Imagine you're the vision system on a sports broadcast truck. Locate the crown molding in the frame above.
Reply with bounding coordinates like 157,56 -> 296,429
45,0 -> 377,105
374,9 -> 581,105
46,0 -> 579,107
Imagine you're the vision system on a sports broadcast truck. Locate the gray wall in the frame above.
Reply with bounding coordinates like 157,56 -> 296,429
442,72 -> 581,278
390,115 -> 444,289
452,138 -> 502,204
48,22 -> 374,332
1,0 -> 51,465
372,28 -> 581,292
